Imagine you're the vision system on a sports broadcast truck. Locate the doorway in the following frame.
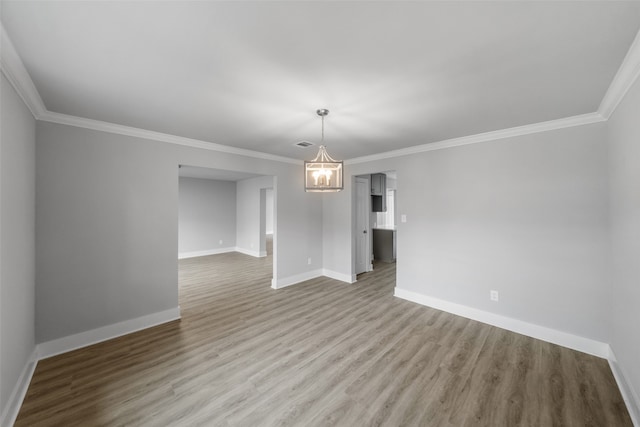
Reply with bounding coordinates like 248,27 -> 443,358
177,165 -> 275,285
354,171 -> 397,280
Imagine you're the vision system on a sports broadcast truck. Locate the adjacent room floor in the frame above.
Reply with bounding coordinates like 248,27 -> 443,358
15,250 -> 631,426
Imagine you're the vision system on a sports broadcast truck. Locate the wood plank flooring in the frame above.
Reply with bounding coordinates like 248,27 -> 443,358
15,247 -> 632,426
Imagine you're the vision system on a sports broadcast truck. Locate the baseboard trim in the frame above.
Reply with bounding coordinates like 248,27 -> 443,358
271,269 -> 323,289
0,347 -> 38,427
178,247 -> 235,259
235,247 -> 266,258
322,269 -> 357,284
37,306 -> 181,359
393,287 -> 609,358
609,346 -> 640,427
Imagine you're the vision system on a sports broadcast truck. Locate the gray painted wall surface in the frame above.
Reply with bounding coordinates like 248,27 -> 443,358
178,177 -> 236,254
608,75 -> 640,407
328,122 -> 610,342
0,74 -> 36,417
36,123 -> 180,343
398,125 -> 610,342
236,176 -> 273,255
35,121 -> 322,342
266,188 -> 274,235
323,188 -> 353,275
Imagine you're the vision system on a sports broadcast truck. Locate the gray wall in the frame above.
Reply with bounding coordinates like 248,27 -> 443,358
326,122 -> 610,342
608,75 -> 640,410
36,123 -> 180,343
35,121 -> 322,343
323,188 -> 353,276
236,176 -> 273,256
266,188 -> 274,235
0,74 -> 36,418
178,177 -> 236,255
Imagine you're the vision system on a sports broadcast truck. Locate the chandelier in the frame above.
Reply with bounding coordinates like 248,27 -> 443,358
304,109 -> 343,192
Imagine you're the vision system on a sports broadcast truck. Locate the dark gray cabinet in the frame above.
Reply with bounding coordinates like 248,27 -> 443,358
373,228 -> 396,262
371,173 -> 385,195
371,173 -> 386,212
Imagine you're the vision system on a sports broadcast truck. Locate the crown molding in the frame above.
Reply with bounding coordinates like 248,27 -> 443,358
38,110 -> 301,165
2,20 -> 637,165
1,22 -> 300,165
0,24 -> 47,118
346,112 -> 606,165
599,28 -> 640,119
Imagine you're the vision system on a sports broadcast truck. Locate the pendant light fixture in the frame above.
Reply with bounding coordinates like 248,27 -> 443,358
304,109 -> 343,192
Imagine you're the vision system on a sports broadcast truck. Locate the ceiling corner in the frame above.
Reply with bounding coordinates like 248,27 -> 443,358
0,23 -> 47,119
598,28 -> 640,119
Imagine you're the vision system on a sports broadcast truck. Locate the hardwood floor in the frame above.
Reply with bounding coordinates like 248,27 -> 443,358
16,248 -> 632,426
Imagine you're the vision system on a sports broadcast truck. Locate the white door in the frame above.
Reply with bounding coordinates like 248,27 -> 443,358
355,177 -> 369,274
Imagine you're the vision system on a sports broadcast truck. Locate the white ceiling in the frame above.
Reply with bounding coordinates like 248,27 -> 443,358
2,1 -> 640,160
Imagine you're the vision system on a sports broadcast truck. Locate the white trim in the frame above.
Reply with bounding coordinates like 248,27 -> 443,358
178,247 -> 235,259
347,113 -> 605,165
609,346 -> 640,427
39,110 -> 300,165
271,269 -> 323,289
599,28 -> 640,119
271,269 -> 357,289
322,269 -> 357,284
0,24 -> 47,118
0,348 -> 38,427
1,20 -> 639,164
0,24 -> 299,165
37,307 -> 181,359
394,287 -> 609,358
235,247 -> 266,258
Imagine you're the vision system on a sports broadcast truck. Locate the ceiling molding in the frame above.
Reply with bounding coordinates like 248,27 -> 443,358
1,22 -> 299,165
346,112 -> 606,165
38,110 -> 301,165
0,24 -> 47,118
1,21 -> 637,165
599,28 -> 640,119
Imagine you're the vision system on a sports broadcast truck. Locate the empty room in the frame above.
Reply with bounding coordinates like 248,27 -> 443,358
1,1 -> 639,426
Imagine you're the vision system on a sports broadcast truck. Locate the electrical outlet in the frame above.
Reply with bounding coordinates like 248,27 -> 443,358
490,290 -> 499,302
401,214 -> 407,223
307,257 -> 312,265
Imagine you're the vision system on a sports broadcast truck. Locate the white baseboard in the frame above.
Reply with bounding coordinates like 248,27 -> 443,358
609,346 -> 640,427
37,306 -> 181,359
179,247 -> 268,259
0,347 -> 38,427
235,247 -> 266,258
271,269 -> 322,289
322,269 -> 357,284
393,287 -> 609,358
178,247 -> 235,259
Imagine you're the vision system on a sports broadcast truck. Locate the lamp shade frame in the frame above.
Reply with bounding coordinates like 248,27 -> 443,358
304,145 -> 343,192
304,159 -> 344,192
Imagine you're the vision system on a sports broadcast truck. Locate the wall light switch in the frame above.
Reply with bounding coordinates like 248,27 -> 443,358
401,214 -> 407,223
308,257 -> 312,265
219,240 -> 223,245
